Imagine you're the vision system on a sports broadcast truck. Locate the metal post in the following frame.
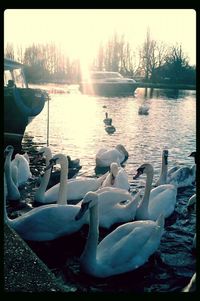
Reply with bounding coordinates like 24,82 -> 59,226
47,96 -> 50,146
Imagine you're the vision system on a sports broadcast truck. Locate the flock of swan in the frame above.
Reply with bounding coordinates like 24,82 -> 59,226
4,144 -> 196,285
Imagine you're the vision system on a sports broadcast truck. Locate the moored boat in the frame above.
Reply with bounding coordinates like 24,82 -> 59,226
79,71 -> 137,97
4,58 -> 49,154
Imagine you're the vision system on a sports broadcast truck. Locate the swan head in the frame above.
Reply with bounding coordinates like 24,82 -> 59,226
75,191 -> 98,221
45,153 -> 68,171
33,146 -> 52,163
116,144 -> 129,158
162,149 -> 168,165
133,163 -> 153,179
110,162 -> 119,177
4,145 -> 14,158
188,151 -> 196,164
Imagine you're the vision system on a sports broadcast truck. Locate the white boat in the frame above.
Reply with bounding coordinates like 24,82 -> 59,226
79,71 -> 137,97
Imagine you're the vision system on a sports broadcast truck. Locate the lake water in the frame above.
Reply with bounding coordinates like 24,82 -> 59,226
23,86 -> 196,292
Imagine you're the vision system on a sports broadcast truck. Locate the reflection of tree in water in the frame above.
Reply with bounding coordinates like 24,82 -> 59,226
143,88 -> 180,100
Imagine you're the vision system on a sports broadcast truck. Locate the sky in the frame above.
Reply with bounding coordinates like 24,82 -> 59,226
4,9 -> 196,66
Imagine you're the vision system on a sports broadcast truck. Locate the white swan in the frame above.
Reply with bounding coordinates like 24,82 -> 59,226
103,112 -> 112,125
102,162 -> 130,191
155,149 -> 169,186
96,144 -> 129,168
34,152 -> 108,204
166,151 -> 196,188
138,105 -> 149,115
133,163 -> 177,221
4,145 -> 20,201
11,151 -> 32,187
75,191 -> 164,278
4,154 -> 87,241
77,187 -> 141,229
34,146 -> 82,190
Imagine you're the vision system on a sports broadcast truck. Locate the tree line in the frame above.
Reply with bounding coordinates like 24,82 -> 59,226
5,30 -> 196,85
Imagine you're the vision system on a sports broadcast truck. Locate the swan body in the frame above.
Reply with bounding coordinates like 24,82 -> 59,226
102,162 -> 130,191
77,187 -> 141,229
35,156 -> 108,204
4,154 -> 87,241
138,105 -> 149,115
155,150 -> 196,188
34,147 -> 82,191
133,163 -> 177,221
4,145 -> 20,201
11,153 -> 32,187
96,144 -> 129,167
103,112 -> 112,126
75,191 -> 164,278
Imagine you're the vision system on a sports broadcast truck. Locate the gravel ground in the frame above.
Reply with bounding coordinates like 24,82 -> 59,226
4,223 -> 69,292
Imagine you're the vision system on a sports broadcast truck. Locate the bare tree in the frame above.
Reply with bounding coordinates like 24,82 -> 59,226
5,43 -> 15,60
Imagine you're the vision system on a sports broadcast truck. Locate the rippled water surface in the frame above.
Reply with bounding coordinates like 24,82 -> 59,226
23,86 -> 196,292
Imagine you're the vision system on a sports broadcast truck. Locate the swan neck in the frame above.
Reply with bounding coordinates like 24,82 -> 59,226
138,169 -> 153,216
159,156 -> 168,184
34,156 -> 52,202
4,151 -> 20,200
81,203 -> 99,265
57,158 -> 68,205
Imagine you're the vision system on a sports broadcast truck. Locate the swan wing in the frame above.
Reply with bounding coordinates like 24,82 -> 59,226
97,221 -> 157,266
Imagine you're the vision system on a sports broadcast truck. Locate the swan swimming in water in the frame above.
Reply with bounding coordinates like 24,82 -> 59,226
34,146 -> 82,190
34,153 -> 108,204
75,191 -> 164,278
4,154 -> 87,241
102,162 -> 130,191
96,144 -> 129,168
4,145 -> 21,201
10,150 -> 32,188
133,163 -> 177,221
77,187 -> 141,229
168,151 -> 196,188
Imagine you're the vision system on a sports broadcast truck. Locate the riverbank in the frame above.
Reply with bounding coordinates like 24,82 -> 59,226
135,82 -> 196,90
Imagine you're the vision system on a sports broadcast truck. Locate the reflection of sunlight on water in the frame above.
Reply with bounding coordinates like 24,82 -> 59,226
25,87 -> 196,176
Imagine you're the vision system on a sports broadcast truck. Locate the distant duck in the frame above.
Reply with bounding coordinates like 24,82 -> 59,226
133,163 -> 177,221
77,187 -> 141,229
102,162 -> 130,191
103,112 -> 112,126
75,191 -> 164,278
4,154 -> 87,241
10,150 -> 32,188
105,125 -> 116,134
34,152 -> 108,205
155,150 -> 196,188
34,147 -> 82,189
138,105 -> 149,115
96,144 -> 129,168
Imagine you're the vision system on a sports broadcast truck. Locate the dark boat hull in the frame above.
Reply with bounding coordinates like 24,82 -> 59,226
4,87 -> 47,152
79,82 -> 138,97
